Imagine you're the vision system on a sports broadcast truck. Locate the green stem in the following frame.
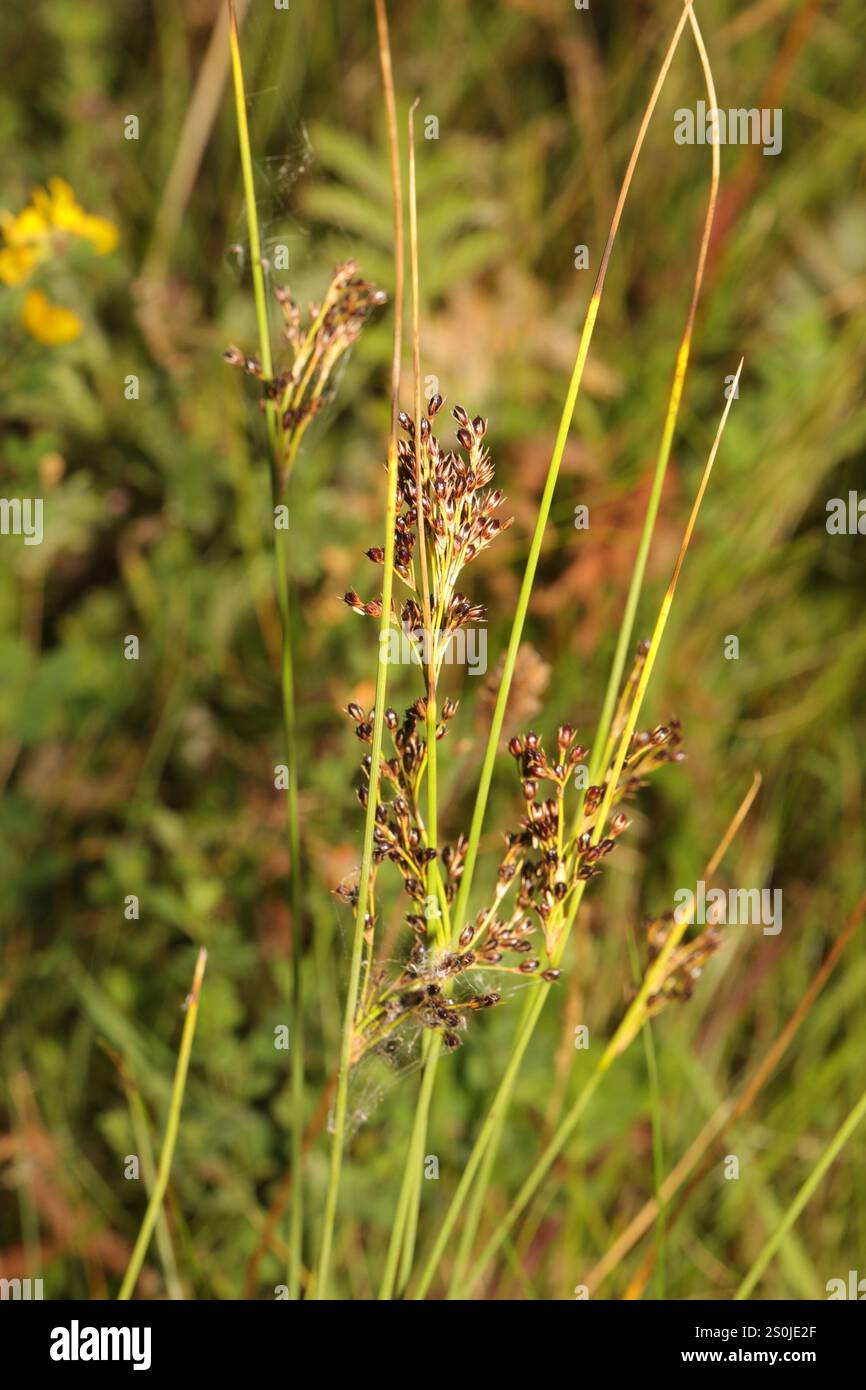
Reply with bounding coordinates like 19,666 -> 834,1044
316,442 -> 400,1299
118,949 -> 206,1300
458,373 -> 742,1295
228,1 -> 305,1297
735,1082 -> 866,1300
274,529 -> 305,1299
315,0 -> 404,1297
410,6 -> 701,1298
126,1081 -> 184,1299
379,1031 -> 441,1299
428,3 -> 721,1294
413,983 -> 548,1298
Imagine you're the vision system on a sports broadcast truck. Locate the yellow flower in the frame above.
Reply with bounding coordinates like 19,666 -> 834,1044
32,177 -> 119,255
22,289 -> 83,345
0,243 -> 39,286
0,178 -> 118,286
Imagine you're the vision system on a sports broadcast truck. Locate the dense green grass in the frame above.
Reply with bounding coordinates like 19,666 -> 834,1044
1,0 -> 865,1299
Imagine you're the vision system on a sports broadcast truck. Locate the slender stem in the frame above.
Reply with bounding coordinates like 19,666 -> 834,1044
379,1030 -> 441,1300
126,1078 -> 184,1299
118,949 -> 207,1300
315,0 -> 404,1299
439,4 -> 720,1290
411,4 -> 699,1298
449,0 -> 697,942
585,881 -> 866,1297
585,2 -> 720,801
379,99 -> 443,1300
459,379 -> 744,1293
228,3 -> 272,384
735,1082 -> 866,1300
641,1008 -> 667,1298
275,532 -> 305,1299
228,0 -> 305,1297
406,102 -> 437,904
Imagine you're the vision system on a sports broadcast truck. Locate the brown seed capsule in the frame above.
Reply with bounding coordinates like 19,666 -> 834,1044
456,427 -> 473,451
459,924 -> 475,948
428,392 -> 443,416
452,404 -> 469,427
508,736 -> 525,758
398,410 -> 414,435
365,546 -> 385,563
522,779 -> 537,802
541,969 -> 561,983
443,1031 -> 461,1050
347,702 -> 364,722
519,960 -> 540,974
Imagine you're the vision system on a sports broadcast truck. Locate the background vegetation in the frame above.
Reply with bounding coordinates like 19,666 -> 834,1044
1,0 -> 864,1299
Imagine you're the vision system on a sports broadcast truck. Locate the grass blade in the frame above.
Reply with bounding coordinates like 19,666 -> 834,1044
314,0 -> 405,1299
118,948 -> 206,1300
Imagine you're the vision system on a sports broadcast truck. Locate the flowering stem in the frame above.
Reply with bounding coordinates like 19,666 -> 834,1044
315,0 -> 404,1298
410,2 -> 698,1299
441,1 -> 720,1296
228,0 -> 305,1298
458,370 -> 743,1294
379,99 -> 444,1301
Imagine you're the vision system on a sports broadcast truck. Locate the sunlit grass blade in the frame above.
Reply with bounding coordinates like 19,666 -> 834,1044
587,884 -> 866,1296
735,1080 -> 866,1299
314,0 -> 404,1299
118,948 -> 206,1300
411,2 -> 702,1299
101,1040 -> 184,1300
458,367 -> 743,1294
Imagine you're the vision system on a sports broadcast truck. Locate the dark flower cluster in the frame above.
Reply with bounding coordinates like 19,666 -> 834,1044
225,259 -> 385,488
643,908 -> 724,1015
344,395 -> 513,672
343,638 -> 685,1064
